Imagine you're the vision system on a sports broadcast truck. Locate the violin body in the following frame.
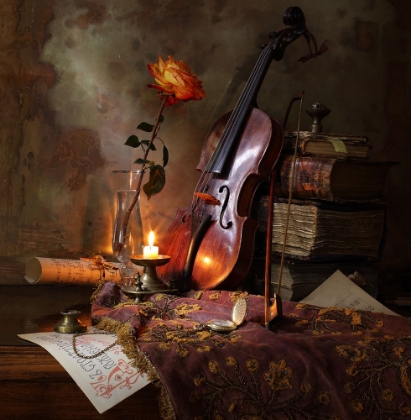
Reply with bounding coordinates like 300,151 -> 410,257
158,108 -> 283,290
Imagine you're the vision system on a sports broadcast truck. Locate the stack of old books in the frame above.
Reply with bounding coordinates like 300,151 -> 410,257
249,130 -> 397,301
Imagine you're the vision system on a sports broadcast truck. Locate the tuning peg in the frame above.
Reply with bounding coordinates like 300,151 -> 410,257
260,43 -> 267,50
268,31 -> 277,39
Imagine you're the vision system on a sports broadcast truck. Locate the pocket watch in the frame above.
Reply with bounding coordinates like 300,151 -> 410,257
207,297 -> 247,332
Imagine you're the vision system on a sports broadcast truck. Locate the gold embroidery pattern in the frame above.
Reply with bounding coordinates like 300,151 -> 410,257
228,291 -> 249,303
139,322 -> 242,357
136,294 -> 201,321
293,304 -> 384,335
209,292 -> 221,301
336,335 -> 411,417
193,291 -> 204,300
190,356 -> 339,419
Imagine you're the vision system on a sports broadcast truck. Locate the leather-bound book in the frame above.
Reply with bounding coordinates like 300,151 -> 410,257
247,257 -> 379,301
274,155 -> 397,203
257,197 -> 386,261
283,131 -> 371,159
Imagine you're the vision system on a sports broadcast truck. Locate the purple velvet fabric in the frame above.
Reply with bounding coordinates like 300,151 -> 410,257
92,282 -> 411,419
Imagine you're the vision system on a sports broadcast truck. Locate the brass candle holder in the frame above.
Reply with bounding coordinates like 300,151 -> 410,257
121,254 -> 177,303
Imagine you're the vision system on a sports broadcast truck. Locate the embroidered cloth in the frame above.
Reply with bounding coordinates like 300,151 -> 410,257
91,282 -> 411,419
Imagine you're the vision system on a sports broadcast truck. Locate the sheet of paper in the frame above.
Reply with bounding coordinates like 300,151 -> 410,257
24,257 -> 121,285
18,329 -> 150,413
300,270 -> 399,316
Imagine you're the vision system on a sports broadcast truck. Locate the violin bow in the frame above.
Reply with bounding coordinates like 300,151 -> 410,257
265,91 -> 305,329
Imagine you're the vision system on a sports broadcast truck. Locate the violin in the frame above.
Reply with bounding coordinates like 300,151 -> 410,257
158,7 -> 323,291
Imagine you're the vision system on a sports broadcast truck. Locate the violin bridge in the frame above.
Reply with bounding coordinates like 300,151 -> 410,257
194,192 -> 220,205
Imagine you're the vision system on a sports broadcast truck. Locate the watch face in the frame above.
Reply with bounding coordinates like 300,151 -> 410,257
206,298 -> 248,332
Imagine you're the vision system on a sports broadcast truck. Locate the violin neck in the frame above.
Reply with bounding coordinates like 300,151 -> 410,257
208,41 -> 276,175
207,21 -> 308,176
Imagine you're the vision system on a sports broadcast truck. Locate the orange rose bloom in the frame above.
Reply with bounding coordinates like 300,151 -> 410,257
148,55 -> 205,106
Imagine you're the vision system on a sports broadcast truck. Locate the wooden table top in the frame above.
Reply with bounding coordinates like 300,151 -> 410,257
0,284 -> 163,419
0,284 -> 95,346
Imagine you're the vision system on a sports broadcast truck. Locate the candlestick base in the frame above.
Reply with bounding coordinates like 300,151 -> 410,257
121,255 -> 177,303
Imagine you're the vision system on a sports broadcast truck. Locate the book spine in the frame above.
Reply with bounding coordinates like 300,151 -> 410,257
275,155 -> 336,200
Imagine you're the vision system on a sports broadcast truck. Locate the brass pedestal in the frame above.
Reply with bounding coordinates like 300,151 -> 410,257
121,255 -> 177,303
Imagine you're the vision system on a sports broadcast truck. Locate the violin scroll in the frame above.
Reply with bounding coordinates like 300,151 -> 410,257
283,6 -> 306,27
266,7 -> 326,63
267,8 -> 308,61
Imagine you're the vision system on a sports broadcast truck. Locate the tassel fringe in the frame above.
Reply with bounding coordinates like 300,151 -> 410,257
94,316 -> 176,420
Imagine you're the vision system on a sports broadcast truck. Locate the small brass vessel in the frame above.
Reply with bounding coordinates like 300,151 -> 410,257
54,310 -> 87,334
305,102 -> 330,133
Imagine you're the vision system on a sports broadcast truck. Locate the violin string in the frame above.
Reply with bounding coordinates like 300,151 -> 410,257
194,38 -> 277,204
191,29 -> 295,217
204,40 -> 276,174
202,28 -> 295,180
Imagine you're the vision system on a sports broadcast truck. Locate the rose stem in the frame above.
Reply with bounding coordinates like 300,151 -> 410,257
116,94 -> 168,254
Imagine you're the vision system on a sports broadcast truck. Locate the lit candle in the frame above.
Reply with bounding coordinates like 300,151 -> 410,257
143,231 -> 159,259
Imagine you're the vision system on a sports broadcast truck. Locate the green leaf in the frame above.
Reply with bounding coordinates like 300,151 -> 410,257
137,122 -> 154,132
134,158 -> 152,165
143,165 -> 165,200
141,140 -> 157,151
159,115 -> 164,123
125,135 -> 140,148
162,145 -> 169,168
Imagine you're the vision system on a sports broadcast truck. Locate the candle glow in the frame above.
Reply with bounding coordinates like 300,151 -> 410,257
143,231 -> 159,259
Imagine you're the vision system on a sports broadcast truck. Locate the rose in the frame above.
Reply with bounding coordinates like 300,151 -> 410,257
126,56 -> 205,199
127,56 -> 205,200
147,55 -> 205,106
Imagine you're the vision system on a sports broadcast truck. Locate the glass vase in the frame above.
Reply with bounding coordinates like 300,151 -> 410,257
112,170 -> 145,285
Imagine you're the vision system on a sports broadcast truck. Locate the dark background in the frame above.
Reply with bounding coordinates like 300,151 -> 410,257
0,0 -> 409,292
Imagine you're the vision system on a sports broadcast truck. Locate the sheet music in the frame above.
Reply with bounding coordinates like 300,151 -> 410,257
25,257 -> 121,285
18,329 -> 150,413
300,270 -> 399,316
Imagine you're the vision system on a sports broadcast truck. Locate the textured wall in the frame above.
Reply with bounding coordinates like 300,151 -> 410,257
0,0 -> 409,283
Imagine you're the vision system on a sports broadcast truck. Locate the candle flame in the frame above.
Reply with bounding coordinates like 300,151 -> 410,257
148,231 -> 155,247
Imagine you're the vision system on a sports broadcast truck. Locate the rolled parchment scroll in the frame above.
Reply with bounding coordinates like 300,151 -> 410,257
25,257 -> 121,285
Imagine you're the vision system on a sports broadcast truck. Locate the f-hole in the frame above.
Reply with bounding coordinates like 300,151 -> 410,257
218,185 -> 232,229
